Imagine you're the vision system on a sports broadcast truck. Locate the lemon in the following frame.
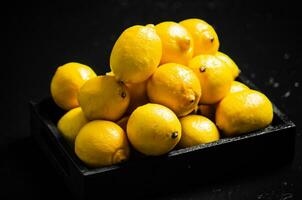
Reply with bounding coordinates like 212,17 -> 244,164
78,76 -> 130,121
179,115 -> 219,148
188,54 -> 233,104
126,80 -> 149,114
147,63 -> 201,117
105,71 -> 149,114
229,81 -> 249,94
75,120 -> 130,167
216,51 -> 240,78
179,18 -> 219,56
197,81 -> 249,120
155,21 -> 194,65
127,103 -> 181,156
50,62 -> 97,110
105,71 -> 114,76
216,89 -> 273,136
57,107 -> 88,146
116,115 -> 129,132
110,25 -> 162,83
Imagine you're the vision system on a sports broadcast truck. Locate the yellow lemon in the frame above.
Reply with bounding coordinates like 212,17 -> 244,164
216,90 -> 273,136
75,120 -> 130,167
155,21 -> 194,65
50,62 -> 96,110
78,76 -> 130,121
110,25 -> 162,83
126,80 -> 149,114
216,51 -> 240,78
179,18 -> 219,56
179,115 -> 219,148
188,54 -> 233,104
105,71 -> 149,114
147,63 -> 201,117
197,81 -> 249,120
229,81 -> 249,94
127,103 -> 181,156
105,71 -> 114,76
57,107 -> 89,146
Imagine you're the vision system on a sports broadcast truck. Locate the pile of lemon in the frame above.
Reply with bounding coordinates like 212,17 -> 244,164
50,19 -> 273,168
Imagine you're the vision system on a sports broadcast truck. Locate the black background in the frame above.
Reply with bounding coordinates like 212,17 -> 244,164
2,0 -> 302,199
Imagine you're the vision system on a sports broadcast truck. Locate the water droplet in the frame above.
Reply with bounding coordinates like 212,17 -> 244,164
283,91 -> 291,98
283,53 -> 291,60
273,82 -> 279,88
280,193 -> 293,200
294,82 -> 299,87
268,77 -> 274,85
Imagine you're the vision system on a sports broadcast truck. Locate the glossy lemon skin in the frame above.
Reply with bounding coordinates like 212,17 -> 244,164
180,18 -> 219,56
78,76 -> 130,121
189,54 -> 233,104
179,115 -> 220,148
147,63 -> 201,117
155,21 -> 194,65
229,81 -> 249,94
216,51 -> 240,78
75,120 -> 130,167
57,107 -> 89,146
105,71 -> 149,114
216,90 -> 273,136
127,103 -> 181,156
50,62 -> 96,110
198,81 -> 249,121
110,25 -> 162,83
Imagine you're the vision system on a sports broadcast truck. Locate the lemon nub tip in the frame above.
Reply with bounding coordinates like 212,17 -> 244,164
199,66 -> 206,72
112,149 -> 128,164
146,24 -> 155,28
178,36 -> 191,51
121,91 -> 127,98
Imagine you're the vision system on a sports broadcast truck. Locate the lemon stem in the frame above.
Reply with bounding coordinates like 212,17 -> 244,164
171,132 -> 178,139
121,91 -> 127,98
199,66 -> 206,72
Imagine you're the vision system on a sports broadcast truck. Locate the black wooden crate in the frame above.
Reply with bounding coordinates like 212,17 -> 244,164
29,75 -> 296,199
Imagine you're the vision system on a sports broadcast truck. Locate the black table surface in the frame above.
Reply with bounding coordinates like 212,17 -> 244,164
2,1 -> 302,199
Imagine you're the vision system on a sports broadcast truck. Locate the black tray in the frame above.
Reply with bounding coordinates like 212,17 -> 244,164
29,74 -> 296,199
